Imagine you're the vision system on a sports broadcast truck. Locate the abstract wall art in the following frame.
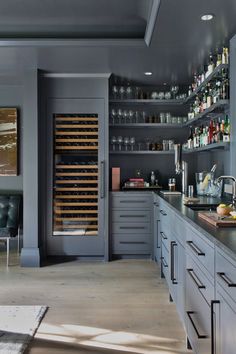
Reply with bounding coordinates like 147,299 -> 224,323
0,108 -> 18,176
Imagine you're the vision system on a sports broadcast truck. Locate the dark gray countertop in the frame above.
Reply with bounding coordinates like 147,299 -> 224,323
157,193 -> 236,262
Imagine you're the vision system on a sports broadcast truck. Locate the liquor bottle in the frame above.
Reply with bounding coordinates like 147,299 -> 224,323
223,115 -> 230,142
216,51 -> 222,67
222,47 -> 229,65
187,127 -> 193,149
207,54 -> 215,76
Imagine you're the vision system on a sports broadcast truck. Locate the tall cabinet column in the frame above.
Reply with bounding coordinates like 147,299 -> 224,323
21,68 -> 41,267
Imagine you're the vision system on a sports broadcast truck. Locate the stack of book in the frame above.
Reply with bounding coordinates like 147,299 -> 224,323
124,178 -> 144,188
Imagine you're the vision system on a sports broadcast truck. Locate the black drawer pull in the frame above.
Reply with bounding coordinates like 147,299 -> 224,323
160,231 -> 168,240
187,311 -> 207,339
120,241 -> 146,245
217,272 -> 236,287
211,300 -> 220,354
119,226 -> 146,230
187,269 -> 206,289
120,200 -> 146,203
187,241 -> 205,256
154,203 -> 159,206
160,210 -> 167,216
120,215 -> 146,218
170,241 -> 178,285
161,256 -> 168,268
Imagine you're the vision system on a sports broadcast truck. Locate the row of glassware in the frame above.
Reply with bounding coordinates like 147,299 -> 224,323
110,136 -> 175,151
110,109 -> 188,125
111,84 -> 187,100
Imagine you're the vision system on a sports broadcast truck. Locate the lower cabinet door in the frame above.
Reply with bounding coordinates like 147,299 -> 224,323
186,265 -> 211,354
215,286 -> 236,354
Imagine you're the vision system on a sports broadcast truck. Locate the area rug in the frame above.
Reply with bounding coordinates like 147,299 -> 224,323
0,305 -> 48,354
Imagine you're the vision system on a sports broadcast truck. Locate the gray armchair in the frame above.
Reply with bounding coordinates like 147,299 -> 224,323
0,195 -> 21,266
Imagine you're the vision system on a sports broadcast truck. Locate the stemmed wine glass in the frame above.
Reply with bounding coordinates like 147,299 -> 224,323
171,85 -> 179,99
130,137 -> 135,151
112,85 -> 118,99
117,109 -> 123,124
117,136 -> 123,151
128,109 -> 134,124
111,136 -> 117,151
123,110 -> 129,124
110,108 -> 116,125
124,137 -> 130,151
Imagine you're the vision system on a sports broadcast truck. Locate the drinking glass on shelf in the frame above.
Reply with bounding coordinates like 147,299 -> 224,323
171,85 -> 179,99
135,87 -> 140,99
137,141 -> 142,151
111,85 -> 118,99
124,137 -> 130,151
126,85 -> 133,99
130,137 -> 135,151
119,86 -> 125,100
135,111 -> 139,123
160,112 -> 166,123
117,136 -> 123,151
110,108 -> 116,125
166,112 -> 172,124
128,109 -> 134,123
164,92 -> 171,100
145,138 -> 151,151
117,109 -> 123,124
111,136 -> 117,151
123,110 -> 129,124
158,92 -> 164,100
141,111 -> 146,123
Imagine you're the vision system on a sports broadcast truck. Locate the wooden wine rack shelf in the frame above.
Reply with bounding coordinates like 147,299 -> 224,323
53,113 -> 99,237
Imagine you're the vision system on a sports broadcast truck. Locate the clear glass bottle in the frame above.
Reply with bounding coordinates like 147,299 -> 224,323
150,171 -> 156,186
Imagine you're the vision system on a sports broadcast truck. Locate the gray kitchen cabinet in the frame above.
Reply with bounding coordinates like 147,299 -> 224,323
153,193 -> 161,263
111,192 -> 153,257
214,248 -> 236,354
185,223 -> 215,354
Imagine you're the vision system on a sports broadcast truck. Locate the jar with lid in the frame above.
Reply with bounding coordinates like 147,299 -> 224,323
168,178 -> 176,191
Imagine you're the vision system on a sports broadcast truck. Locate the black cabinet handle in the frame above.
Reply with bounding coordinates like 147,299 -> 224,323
161,256 -> 168,268
187,241 -> 205,256
211,300 -> 220,354
100,160 -> 105,199
160,231 -> 168,240
217,272 -> 236,287
187,269 -> 206,289
170,241 -> 178,285
156,222 -> 161,249
187,311 -> 207,339
160,210 -> 167,216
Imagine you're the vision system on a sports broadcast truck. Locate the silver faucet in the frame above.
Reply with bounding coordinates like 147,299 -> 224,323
174,144 -> 188,195
216,176 -> 236,207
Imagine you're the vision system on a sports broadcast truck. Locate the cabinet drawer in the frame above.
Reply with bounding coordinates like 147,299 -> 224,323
161,244 -> 170,284
112,222 -> 151,234
216,250 -> 236,303
186,263 -> 211,354
160,230 -> 169,251
187,254 -> 214,306
112,196 -> 151,209
186,226 -> 214,276
112,234 -> 151,254
112,210 -> 150,223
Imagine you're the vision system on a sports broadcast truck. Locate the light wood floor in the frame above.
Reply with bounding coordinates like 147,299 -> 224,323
0,251 -> 192,354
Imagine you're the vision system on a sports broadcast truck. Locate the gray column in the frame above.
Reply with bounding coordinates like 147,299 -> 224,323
21,68 -> 41,267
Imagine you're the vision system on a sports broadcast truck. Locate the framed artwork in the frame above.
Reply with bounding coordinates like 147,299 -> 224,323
0,108 -> 18,176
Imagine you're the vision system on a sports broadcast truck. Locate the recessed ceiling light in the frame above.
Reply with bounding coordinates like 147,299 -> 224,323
144,72 -> 152,76
201,14 -> 214,21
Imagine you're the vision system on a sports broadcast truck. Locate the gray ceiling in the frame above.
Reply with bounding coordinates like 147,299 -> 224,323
0,0 -> 236,84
